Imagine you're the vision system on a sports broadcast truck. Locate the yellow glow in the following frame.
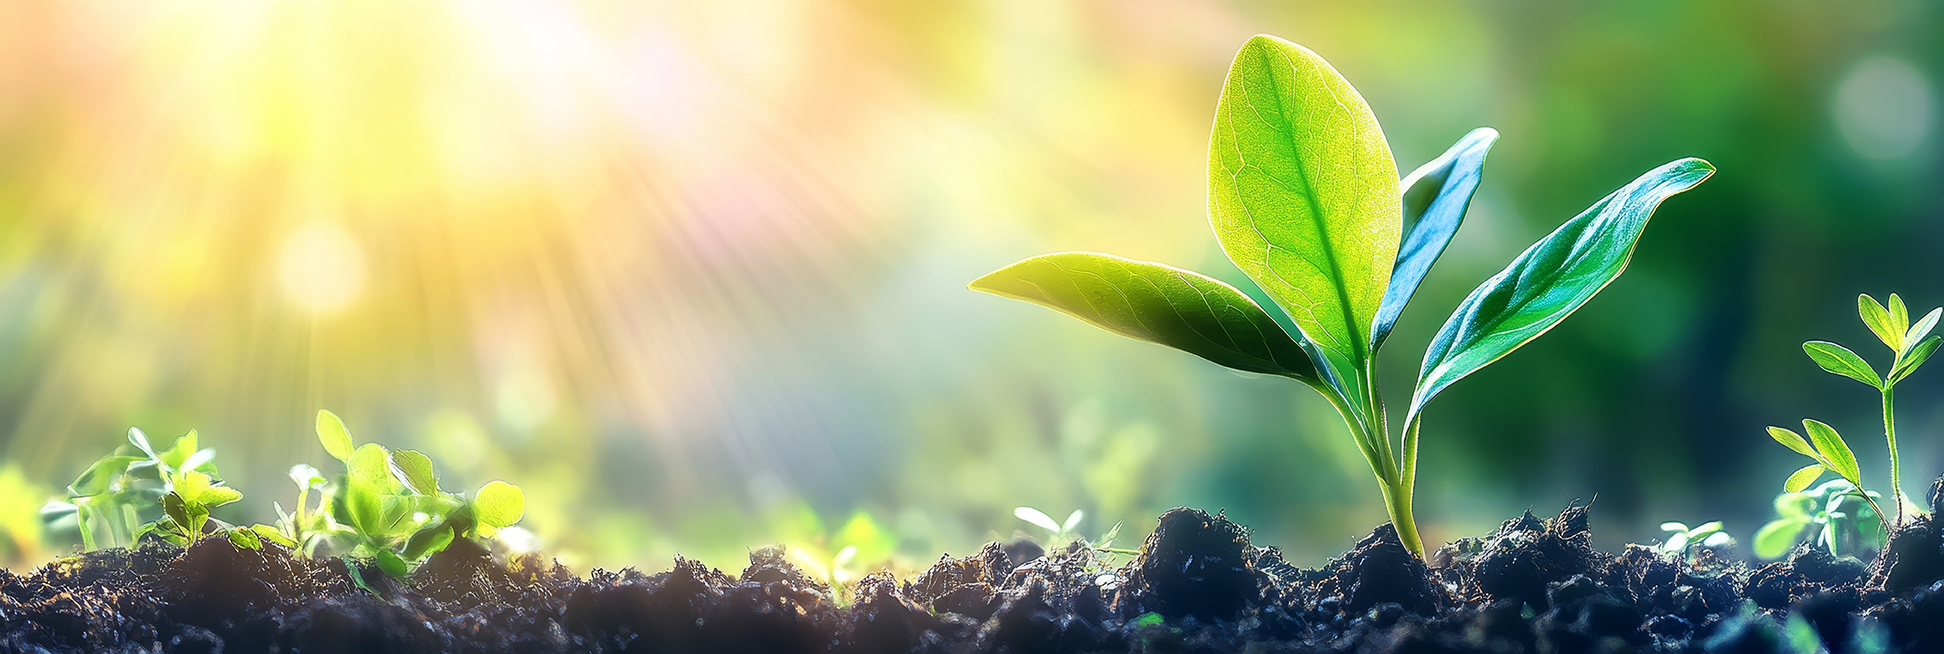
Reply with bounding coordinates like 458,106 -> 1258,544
276,222 -> 367,314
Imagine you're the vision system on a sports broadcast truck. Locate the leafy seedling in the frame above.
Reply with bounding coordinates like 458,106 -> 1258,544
42,428 -> 221,550
1801,293 -> 1940,526
310,410 -> 527,584
1753,479 -> 1886,560
1657,521 -> 1732,560
971,35 -> 1713,557
1767,418 -> 1888,543
1015,506 -> 1085,545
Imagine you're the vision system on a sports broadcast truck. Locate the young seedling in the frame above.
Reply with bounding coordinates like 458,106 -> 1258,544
1766,419 -> 1888,542
1753,479 -> 1886,560
1800,293 -> 1940,525
42,428 -> 222,550
1014,506 -> 1085,545
311,410 -> 527,582
970,34 -> 1713,557
1656,521 -> 1732,560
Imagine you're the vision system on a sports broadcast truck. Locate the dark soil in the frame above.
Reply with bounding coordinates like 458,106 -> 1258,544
12,493 -> 1944,653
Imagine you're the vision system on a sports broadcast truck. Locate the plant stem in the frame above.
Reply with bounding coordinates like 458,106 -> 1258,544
1884,386 -> 1904,527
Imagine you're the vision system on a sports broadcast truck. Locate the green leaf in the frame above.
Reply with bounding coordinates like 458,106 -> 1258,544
1753,518 -> 1807,559
1767,426 -> 1818,460
338,478 -> 384,534
403,523 -> 455,559
1061,509 -> 1084,533
1659,521 -> 1688,533
158,430 -> 198,471
347,443 -> 396,490
227,527 -> 262,550
1802,419 -> 1860,483
472,481 -> 525,529
198,486 -> 242,509
1207,34 -> 1400,389
1689,521 -> 1723,539
1890,294 -> 1911,335
69,456 -> 139,497
1860,294 -> 1901,352
1803,341 -> 1882,388
163,493 -> 191,532
1905,307 -> 1941,349
1371,127 -> 1498,351
388,450 -> 439,495
1784,464 -> 1826,493
317,410 -> 355,462
251,524 -> 296,548
289,463 -> 327,489
1015,506 -> 1059,532
127,428 -> 156,458
343,556 -> 378,595
1891,335 -> 1941,384
969,253 -> 1316,379
1409,158 -> 1714,420
1775,491 -> 1815,518
375,549 -> 409,580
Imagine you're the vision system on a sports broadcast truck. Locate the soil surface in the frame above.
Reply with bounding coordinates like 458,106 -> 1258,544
9,484 -> 1944,653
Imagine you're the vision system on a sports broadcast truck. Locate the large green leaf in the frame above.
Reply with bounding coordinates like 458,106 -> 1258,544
1409,158 -> 1713,420
971,252 -> 1316,379
1371,127 -> 1499,351
1208,34 -> 1400,388
473,481 -> 526,530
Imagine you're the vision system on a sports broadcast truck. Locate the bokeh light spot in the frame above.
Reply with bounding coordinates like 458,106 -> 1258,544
1834,56 -> 1934,160
275,222 -> 368,315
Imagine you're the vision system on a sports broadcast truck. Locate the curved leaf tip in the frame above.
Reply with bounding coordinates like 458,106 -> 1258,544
1408,157 -> 1713,422
971,252 -> 1318,380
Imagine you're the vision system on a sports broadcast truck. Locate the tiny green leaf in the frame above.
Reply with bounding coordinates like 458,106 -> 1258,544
1860,294 -> 1901,352
404,523 -> 455,559
473,481 -> 525,529
317,410 -> 355,462
347,443 -> 396,490
1906,308 -> 1941,349
199,486 -> 242,508
163,493 -> 191,533
1803,341 -> 1882,388
1754,518 -> 1807,560
227,527 -> 263,550
1208,34 -> 1400,389
1410,158 -> 1714,420
159,431 -> 199,470
1061,509 -> 1084,533
1784,464 -> 1826,493
1891,335 -> 1941,384
289,463 -> 326,489
339,478 -> 384,534
1767,426 -> 1818,460
1014,507 -> 1060,533
127,428 -> 156,458
251,524 -> 296,547
388,450 -> 439,496
1659,521 -> 1688,533
1689,521 -> 1724,539
69,456 -> 139,497
1802,419 -> 1860,483
375,549 -> 409,580
1890,294 -> 1910,334
970,253 -> 1316,379
1371,127 -> 1499,351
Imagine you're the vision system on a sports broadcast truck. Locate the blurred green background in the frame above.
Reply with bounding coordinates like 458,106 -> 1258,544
1,0 -> 1942,574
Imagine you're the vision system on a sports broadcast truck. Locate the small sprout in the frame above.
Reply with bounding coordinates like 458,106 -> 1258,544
1657,521 -> 1732,560
1014,506 -> 1084,544
1764,420 -> 1886,536
1797,293 -> 1941,527
1753,480 -> 1886,560
46,428 -> 230,550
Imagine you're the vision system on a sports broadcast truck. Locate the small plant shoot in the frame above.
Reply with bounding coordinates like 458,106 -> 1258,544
971,34 -> 1713,557
1753,479 -> 1886,560
1657,521 -> 1732,561
1796,293 -> 1940,525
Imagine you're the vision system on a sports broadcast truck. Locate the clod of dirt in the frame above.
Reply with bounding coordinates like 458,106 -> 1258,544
1317,523 -> 1447,615
1463,503 -> 1607,610
1119,507 -> 1259,620
1874,514 -> 1944,594
907,542 -> 1012,620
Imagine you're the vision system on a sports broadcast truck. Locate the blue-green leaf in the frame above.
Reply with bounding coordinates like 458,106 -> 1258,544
1891,335 -> 1941,383
971,252 -> 1316,380
1408,158 -> 1713,420
1208,35 -> 1400,394
1370,127 -> 1498,351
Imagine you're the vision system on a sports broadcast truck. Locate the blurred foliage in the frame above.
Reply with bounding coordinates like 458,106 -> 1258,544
2,1 -> 1944,571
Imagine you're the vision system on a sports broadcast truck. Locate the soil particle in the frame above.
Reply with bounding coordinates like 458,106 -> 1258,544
1319,523 -> 1447,615
1460,503 -> 1606,610
1872,513 -> 1944,594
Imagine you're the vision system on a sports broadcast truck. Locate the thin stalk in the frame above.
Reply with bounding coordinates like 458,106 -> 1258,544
76,501 -> 98,551
1883,386 -> 1904,527
1316,377 -> 1418,556
1398,416 -> 1423,557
